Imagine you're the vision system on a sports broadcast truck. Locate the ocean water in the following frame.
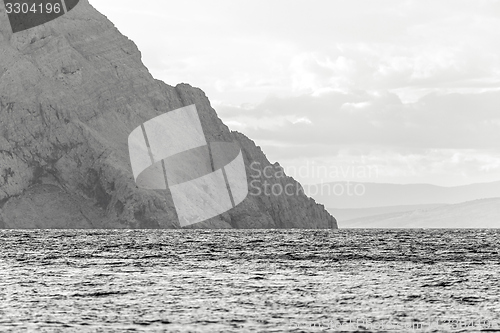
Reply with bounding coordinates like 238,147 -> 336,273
0,229 -> 499,332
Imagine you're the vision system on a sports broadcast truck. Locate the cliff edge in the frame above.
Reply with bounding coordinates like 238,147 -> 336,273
0,0 -> 337,229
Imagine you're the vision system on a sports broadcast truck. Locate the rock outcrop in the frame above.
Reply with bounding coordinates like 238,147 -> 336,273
0,0 -> 337,229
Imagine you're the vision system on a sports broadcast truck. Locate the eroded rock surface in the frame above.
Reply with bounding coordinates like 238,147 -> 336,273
0,0 -> 336,229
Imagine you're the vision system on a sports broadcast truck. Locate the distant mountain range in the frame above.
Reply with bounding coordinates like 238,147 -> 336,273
302,181 -> 500,228
330,204 -> 447,221
306,181 -> 500,209
338,198 -> 500,228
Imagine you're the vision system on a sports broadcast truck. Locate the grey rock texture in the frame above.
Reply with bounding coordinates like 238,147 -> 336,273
0,0 -> 337,229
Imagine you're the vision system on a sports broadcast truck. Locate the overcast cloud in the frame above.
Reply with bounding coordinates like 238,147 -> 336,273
91,0 -> 500,186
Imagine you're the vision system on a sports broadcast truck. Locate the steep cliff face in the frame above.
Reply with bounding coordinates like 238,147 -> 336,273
0,0 -> 337,229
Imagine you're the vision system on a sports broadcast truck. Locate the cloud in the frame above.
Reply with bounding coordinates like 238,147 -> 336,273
217,89 -> 500,186
91,0 -> 500,106
89,0 -> 500,185
219,90 -> 500,150
266,147 -> 500,187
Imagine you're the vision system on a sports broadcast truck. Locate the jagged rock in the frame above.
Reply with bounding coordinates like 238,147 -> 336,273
0,0 -> 337,229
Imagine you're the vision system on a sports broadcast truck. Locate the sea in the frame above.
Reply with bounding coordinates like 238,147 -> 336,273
0,229 -> 499,333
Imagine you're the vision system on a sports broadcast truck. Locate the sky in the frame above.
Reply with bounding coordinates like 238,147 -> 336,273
90,0 -> 500,187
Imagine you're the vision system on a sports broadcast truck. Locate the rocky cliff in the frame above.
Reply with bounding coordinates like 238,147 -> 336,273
0,0 -> 337,229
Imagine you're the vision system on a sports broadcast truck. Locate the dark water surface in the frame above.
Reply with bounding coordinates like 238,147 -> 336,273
1,229 -> 499,332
